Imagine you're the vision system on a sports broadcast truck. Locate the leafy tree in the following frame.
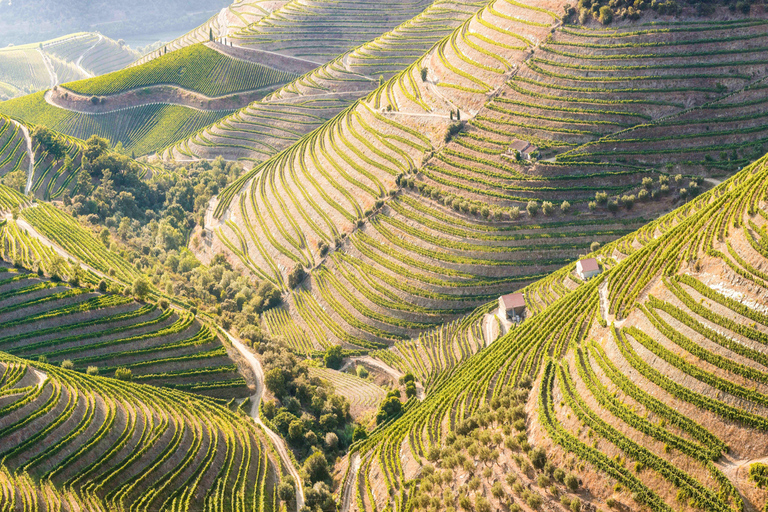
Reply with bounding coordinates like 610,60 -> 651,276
353,424 -> 368,443
324,432 -> 338,449
565,473 -> 579,491
598,5 -> 613,23
287,265 -> 306,288
31,126 -> 66,162
277,479 -> 295,503
288,419 -> 304,441
323,345 -> 343,369
376,390 -> 402,424
83,135 -> 110,162
529,447 -> 547,469
264,367 -> 287,397
303,451 -> 331,484
132,276 -> 151,300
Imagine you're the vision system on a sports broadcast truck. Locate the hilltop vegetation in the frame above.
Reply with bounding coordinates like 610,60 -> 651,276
63,43 -> 297,97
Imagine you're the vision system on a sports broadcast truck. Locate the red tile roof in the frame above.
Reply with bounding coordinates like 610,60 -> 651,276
578,258 -> 599,273
500,292 -> 525,309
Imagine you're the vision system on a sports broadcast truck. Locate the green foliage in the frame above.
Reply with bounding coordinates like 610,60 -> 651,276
376,390 -> 403,424
64,44 -> 296,97
303,450 -> 331,485
114,367 -> 132,381
323,345 -> 343,370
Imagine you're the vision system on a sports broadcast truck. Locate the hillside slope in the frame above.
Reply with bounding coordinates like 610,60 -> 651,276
0,33 -> 139,101
346,136 -> 768,512
200,5 -> 768,351
0,352 -> 278,510
163,0 -> 490,164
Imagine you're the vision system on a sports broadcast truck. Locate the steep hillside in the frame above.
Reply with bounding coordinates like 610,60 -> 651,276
346,139 -> 768,512
232,0 -> 438,62
0,42 -> 303,158
201,6 -> 768,351
0,352 -> 278,510
0,114 -> 162,199
0,264 -> 249,396
0,33 -> 139,101
164,0 -> 490,164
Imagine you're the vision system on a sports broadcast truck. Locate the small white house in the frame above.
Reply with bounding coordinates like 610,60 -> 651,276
576,258 -> 601,280
499,292 -> 526,321
507,140 -> 537,160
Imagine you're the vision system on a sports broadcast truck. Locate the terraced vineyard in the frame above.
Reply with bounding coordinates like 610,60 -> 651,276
0,33 -> 139,101
232,0 -> 437,61
0,47 -> 50,99
345,142 -> 768,512
64,43 -> 297,97
43,32 -> 139,76
203,6 -> 768,353
0,263 -> 248,395
0,352 -> 278,510
0,92 -> 236,159
165,0 -> 488,163
308,365 -> 386,416
0,115 -> 32,185
0,114 -> 163,199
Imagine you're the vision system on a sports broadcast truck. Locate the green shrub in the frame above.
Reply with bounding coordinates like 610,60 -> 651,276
61,359 -> 74,370
324,345 -> 343,369
564,473 -> 579,491
115,367 -> 132,381
86,366 -> 99,375
287,265 -> 306,289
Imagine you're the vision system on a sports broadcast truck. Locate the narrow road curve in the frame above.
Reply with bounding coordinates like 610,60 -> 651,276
226,331 -> 305,511
218,7 -> 230,39
5,207 -> 111,281
341,356 -> 425,400
340,453 -> 361,512
37,48 -> 58,89
12,121 -> 35,194
75,34 -> 102,78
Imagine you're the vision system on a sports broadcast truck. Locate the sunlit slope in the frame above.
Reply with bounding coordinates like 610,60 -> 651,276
0,353 -> 277,511
0,114 -> 162,199
232,0 -> 436,61
164,0 -> 487,164
205,9 -> 768,350
0,263 -> 248,396
0,33 -> 139,101
348,146 -> 768,512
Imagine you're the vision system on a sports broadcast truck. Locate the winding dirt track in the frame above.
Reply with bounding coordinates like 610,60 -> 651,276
340,453 -> 361,512
227,332 -> 306,511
